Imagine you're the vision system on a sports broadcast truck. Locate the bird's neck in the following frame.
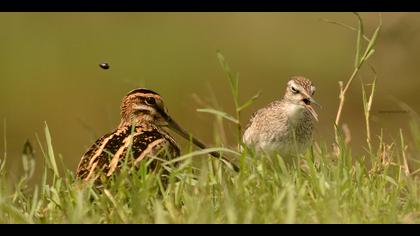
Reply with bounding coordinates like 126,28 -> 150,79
117,118 -> 156,131
118,113 -> 157,129
284,101 -> 305,124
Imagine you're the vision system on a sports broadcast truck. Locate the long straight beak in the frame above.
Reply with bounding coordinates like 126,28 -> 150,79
165,115 -> 240,172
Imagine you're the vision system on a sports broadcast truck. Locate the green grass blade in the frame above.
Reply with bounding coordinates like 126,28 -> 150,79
353,12 -> 364,68
104,189 -> 128,223
362,18 -> 382,63
321,18 -> 370,42
44,122 -> 59,177
164,147 -> 240,165
196,108 -> 239,124
237,91 -> 261,112
217,51 -> 239,106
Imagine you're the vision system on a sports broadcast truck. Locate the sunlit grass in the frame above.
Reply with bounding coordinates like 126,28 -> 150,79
1,122 -> 420,223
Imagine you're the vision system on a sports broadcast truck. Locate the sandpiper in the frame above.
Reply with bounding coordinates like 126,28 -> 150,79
242,76 -> 319,157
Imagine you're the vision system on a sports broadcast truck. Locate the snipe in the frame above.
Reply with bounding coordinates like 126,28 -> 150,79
76,88 -> 238,183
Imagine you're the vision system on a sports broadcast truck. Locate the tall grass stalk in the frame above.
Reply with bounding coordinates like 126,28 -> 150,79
331,13 -> 382,145
361,75 -> 376,152
198,52 -> 260,149
400,129 -> 410,176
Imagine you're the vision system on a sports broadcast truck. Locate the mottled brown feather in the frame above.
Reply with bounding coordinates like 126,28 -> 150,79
76,123 -> 180,182
76,88 -> 180,183
242,76 -> 317,156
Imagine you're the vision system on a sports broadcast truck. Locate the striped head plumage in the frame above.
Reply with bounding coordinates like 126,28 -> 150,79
284,76 -> 319,121
118,88 -> 169,128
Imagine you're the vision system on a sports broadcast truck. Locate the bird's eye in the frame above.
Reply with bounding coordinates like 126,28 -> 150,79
145,97 -> 156,105
291,86 -> 299,94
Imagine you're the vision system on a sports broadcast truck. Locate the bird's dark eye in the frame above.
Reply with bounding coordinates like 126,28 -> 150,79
145,97 -> 156,105
291,86 -> 299,94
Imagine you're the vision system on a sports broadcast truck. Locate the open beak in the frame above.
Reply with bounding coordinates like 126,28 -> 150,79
309,97 -> 321,109
305,104 -> 319,122
303,96 -> 320,122
163,113 -> 240,172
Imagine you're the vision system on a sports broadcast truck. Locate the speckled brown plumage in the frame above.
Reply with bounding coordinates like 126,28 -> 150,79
243,76 -> 319,156
76,123 -> 180,182
76,89 -> 181,183
76,88 -> 239,183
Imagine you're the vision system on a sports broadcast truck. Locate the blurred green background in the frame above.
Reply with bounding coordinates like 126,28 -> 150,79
1,13 -> 419,177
